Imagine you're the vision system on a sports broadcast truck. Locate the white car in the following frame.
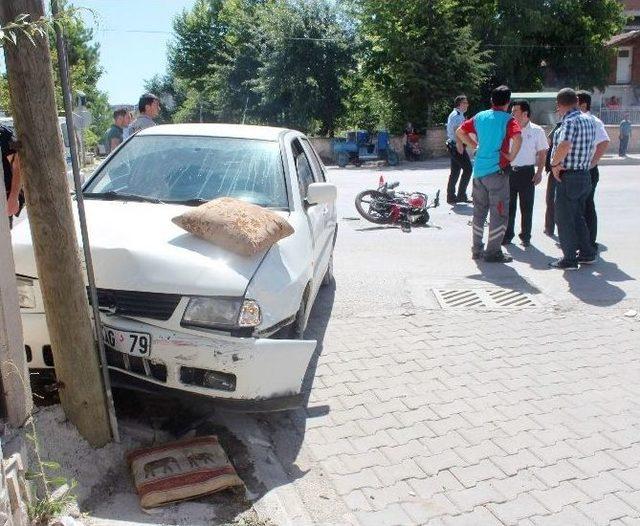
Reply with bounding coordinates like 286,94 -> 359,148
12,124 -> 337,410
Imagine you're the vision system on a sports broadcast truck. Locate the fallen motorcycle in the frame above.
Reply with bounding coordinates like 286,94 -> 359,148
355,178 -> 440,232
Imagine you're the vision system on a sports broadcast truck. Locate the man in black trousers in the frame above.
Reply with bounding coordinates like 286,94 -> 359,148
502,100 -> 548,247
577,91 -> 610,252
445,95 -> 472,204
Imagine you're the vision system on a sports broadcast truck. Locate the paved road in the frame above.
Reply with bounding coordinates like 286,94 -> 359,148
232,162 -> 640,526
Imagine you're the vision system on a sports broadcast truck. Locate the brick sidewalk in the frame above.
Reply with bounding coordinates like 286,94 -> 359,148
288,307 -> 640,525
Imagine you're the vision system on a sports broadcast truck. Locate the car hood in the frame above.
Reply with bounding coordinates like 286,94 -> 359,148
12,200 -> 291,297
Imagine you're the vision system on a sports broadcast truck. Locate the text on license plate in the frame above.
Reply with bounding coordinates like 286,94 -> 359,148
102,326 -> 151,356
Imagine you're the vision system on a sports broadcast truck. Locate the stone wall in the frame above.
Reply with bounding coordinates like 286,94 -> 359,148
310,125 -> 640,166
309,128 -> 449,165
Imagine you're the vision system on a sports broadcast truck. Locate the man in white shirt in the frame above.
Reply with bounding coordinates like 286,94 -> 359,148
502,100 -> 548,247
445,95 -> 472,204
577,91 -> 610,252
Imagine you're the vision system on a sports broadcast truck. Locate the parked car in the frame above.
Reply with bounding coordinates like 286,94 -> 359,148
12,124 -> 338,410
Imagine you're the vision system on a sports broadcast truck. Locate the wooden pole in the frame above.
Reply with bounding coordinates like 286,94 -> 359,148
0,167 -> 32,428
0,0 -> 111,446
51,0 -> 119,442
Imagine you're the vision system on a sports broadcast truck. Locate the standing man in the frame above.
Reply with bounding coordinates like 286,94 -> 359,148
457,85 -> 522,263
122,110 -> 133,141
446,95 -> 472,204
619,113 -> 632,157
0,123 -> 22,228
502,100 -> 548,247
129,93 -> 160,135
543,122 -> 562,237
577,91 -> 610,253
549,88 -> 596,270
104,108 -> 127,154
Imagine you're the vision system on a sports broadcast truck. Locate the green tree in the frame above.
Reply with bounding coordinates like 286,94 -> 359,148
168,0 -> 226,86
355,0 -> 491,132
0,4 -> 110,148
252,0 -> 354,134
455,0 -> 625,91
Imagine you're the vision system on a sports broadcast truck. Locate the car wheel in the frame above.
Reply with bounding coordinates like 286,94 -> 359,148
337,152 -> 349,167
322,253 -> 334,287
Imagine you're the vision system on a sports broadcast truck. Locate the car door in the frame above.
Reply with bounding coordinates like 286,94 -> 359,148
292,138 -> 326,285
300,137 -> 336,263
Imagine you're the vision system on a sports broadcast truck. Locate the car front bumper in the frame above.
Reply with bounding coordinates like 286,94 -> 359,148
22,312 -> 316,408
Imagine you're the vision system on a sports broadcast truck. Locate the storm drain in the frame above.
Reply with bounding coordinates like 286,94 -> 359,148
433,288 -> 539,310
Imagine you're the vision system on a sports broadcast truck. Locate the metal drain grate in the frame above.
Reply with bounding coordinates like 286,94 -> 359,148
433,288 -> 539,310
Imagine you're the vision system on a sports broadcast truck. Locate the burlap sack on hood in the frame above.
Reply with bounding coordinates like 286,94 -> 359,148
172,197 -> 294,257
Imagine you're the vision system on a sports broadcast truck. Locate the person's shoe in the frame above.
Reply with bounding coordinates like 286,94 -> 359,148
472,250 -> 484,260
577,254 -> 596,265
447,196 -> 457,205
549,259 -> 579,270
457,196 -> 472,203
521,240 -> 531,247
501,238 -> 513,246
484,251 -> 513,263
543,229 -> 554,237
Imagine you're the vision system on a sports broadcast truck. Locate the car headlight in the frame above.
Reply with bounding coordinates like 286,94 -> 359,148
16,276 -> 36,309
182,297 -> 261,330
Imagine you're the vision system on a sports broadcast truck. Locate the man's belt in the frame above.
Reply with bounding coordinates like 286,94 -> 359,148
510,165 -> 534,171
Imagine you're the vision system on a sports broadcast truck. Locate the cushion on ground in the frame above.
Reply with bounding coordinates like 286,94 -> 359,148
127,435 -> 244,508
172,197 -> 294,256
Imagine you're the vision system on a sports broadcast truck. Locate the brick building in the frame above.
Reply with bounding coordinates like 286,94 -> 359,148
593,1 -> 640,123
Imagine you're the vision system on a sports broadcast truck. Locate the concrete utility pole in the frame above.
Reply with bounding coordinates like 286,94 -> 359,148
0,170 -> 32,428
0,0 -> 111,446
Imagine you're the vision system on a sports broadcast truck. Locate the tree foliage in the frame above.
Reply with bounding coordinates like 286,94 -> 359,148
160,0 -> 354,135
151,0 -> 625,134
354,0 -> 491,131
0,3 -> 112,145
455,0 -> 626,92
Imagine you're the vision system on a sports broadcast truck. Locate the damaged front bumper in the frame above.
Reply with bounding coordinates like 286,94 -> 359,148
22,312 -> 316,411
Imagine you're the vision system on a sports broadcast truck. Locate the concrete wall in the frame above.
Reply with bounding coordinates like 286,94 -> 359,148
310,125 -> 640,166
309,128 -> 449,165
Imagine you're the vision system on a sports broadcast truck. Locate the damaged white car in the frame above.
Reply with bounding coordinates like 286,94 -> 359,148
12,124 -> 337,410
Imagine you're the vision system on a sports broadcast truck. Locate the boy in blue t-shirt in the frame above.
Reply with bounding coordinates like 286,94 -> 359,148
456,85 -> 522,262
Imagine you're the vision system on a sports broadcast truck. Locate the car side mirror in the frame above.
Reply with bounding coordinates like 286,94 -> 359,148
306,183 -> 337,205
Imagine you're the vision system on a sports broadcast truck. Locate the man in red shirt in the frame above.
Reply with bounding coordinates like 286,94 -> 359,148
456,85 -> 522,262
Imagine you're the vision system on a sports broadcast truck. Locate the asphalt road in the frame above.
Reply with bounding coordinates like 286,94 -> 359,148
328,161 -> 640,318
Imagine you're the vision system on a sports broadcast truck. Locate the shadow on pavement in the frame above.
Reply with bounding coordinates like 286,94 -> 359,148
507,242 -> 552,271
562,256 -> 634,306
451,203 -> 474,216
469,260 -> 542,295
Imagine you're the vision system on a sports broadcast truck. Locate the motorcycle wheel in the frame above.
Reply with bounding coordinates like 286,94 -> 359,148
355,190 -> 391,224
414,210 -> 430,225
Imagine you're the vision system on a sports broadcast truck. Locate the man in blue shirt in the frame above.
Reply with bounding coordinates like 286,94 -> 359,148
445,95 -> 472,204
457,85 -> 522,263
549,88 -> 597,270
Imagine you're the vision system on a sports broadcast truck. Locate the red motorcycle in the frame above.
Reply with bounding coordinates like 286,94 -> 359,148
355,177 -> 439,232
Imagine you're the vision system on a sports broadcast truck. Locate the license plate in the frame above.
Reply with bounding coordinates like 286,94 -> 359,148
102,326 -> 151,357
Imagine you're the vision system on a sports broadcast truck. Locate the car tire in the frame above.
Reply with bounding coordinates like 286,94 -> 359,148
337,152 -> 349,167
321,254 -> 334,287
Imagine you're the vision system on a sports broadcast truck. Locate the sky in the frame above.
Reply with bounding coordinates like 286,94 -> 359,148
79,0 -> 196,105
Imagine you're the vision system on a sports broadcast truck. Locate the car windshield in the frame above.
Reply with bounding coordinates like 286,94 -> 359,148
84,135 -> 288,208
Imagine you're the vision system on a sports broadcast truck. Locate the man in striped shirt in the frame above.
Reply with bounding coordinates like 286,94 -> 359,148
549,88 -> 597,270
